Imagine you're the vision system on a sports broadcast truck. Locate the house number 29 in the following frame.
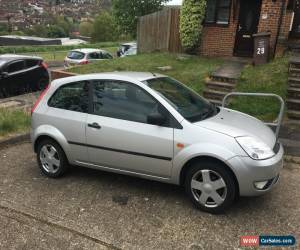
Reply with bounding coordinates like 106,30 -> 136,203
257,47 -> 265,55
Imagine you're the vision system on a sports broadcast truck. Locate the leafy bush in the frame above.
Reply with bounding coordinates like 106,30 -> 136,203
180,0 -> 206,52
47,25 -> 67,38
92,12 -> 118,42
79,21 -> 93,37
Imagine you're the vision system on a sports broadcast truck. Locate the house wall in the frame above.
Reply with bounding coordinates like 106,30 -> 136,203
199,4 -> 238,57
258,0 -> 289,56
199,0 -> 292,58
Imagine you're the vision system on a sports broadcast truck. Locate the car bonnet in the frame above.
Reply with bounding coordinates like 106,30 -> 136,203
193,107 -> 276,148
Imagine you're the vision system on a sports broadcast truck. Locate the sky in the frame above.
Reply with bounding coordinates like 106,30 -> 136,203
167,0 -> 182,5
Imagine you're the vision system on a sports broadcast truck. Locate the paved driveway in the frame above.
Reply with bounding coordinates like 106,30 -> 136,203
0,143 -> 299,249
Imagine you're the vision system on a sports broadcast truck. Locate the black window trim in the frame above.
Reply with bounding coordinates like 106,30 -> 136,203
204,0 -> 232,26
90,79 -> 183,129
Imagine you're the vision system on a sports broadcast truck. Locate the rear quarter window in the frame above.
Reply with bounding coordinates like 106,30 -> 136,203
25,59 -> 39,68
48,81 -> 89,113
67,51 -> 85,60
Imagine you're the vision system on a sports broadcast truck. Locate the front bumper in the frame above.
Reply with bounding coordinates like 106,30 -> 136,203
226,143 -> 284,196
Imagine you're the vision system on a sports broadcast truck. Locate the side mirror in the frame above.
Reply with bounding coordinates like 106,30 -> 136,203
147,113 -> 166,126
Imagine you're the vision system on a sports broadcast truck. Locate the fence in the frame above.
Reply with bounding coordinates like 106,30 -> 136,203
137,7 -> 183,53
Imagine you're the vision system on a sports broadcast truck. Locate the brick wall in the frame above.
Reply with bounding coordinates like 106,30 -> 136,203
199,0 -> 292,58
199,4 -> 238,57
258,0 -> 290,56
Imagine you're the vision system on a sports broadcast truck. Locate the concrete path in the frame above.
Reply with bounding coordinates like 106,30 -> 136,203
0,143 -> 299,249
210,61 -> 245,80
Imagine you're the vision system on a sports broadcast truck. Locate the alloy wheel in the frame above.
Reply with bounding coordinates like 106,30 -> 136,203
191,169 -> 227,208
39,145 -> 61,174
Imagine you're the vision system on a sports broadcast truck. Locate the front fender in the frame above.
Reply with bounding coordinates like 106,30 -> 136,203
171,143 -> 239,184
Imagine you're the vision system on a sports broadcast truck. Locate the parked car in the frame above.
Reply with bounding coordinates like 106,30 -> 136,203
117,42 -> 137,57
31,72 -> 283,213
121,46 -> 137,57
64,48 -> 113,68
0,54 -> 49,98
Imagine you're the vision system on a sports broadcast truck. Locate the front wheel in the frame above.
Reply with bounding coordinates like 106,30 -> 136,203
185,160 -> 237,214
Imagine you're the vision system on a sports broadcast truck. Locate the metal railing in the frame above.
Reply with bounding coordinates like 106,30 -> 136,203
222,92 -> 285,139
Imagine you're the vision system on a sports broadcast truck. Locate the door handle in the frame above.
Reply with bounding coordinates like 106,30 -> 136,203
88,122 -> 101,129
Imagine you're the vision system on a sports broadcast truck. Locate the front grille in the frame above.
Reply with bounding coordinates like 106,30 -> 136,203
273,142 -> 280,154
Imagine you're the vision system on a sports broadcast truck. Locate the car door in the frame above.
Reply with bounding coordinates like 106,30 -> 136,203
86,79 -> 174,178
47,81 -> 90,163
87,52 -> 101,63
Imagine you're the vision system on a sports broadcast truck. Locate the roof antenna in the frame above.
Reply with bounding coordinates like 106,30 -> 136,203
151,72 -> 156,77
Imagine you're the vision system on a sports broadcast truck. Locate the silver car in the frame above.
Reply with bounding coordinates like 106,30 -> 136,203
31,72 -> 283,213
64,48 -> 113,68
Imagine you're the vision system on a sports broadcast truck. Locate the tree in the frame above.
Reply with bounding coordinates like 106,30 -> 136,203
180,0 -> 206,52
112,0 -> 168,37
47,25 -> 67,38
26,24 -> 48,37
92,12 -> 117,42
79,21 -> 93,37
53,16 -> 72,35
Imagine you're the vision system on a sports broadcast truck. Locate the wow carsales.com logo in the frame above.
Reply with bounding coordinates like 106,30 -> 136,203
240,235 -> 296,247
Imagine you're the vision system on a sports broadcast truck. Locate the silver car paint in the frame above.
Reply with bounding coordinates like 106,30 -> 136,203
31,72 -> 284,196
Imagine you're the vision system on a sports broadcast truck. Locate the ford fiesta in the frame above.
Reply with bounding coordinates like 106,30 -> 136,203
31,72 -> 283,213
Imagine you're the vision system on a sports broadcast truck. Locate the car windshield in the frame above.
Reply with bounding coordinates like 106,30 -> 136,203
67,51 -> 85,60
125,47 -> 137,56
144,77 -> 218,122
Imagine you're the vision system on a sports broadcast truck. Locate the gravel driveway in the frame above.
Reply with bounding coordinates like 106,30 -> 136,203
0,143 -> 299,249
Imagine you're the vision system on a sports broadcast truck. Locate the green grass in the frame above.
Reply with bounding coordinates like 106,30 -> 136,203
0,109 -> 31,137
0,42 -> 120,54
21,46 -> 118,62
230,56 -> 289,121
68,52 -> 223,94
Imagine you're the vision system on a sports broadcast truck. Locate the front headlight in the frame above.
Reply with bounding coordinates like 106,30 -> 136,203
236,136 -> 275,160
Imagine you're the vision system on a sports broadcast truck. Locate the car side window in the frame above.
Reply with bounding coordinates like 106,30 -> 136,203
88,52 -> 99,59
7,61 -> 25,73
48,81 -> 89,113
92,80 -> 173,127
25,59 -> 39,69
102,52 -> 113,59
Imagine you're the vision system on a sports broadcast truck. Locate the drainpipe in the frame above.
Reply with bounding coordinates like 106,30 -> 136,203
274,0 -> 287,57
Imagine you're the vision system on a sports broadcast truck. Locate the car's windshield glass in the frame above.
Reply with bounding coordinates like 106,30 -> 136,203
144,77 -> 218,122
67,51 -> 85,60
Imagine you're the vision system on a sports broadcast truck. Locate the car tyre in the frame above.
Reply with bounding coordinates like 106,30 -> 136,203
185,160 -> 236,214
37,139 -> 69,178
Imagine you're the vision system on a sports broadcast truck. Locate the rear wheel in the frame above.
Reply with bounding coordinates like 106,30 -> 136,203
37,139 -> 69,178
185,160 -> 236,214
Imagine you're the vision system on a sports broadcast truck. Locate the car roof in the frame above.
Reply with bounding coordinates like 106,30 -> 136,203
51,72 -> 166,86
70,48 -> 109,54
121,42 -> 137,46
0,54 -> 42,63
